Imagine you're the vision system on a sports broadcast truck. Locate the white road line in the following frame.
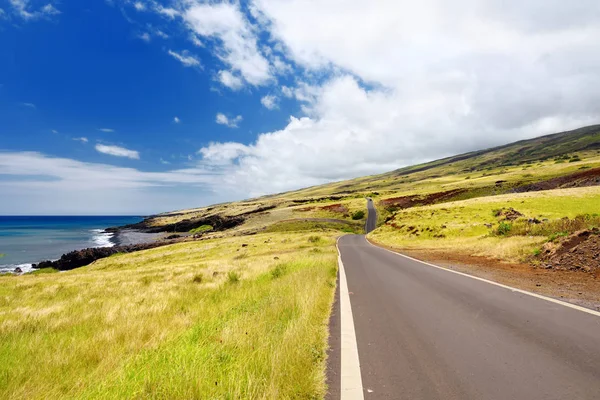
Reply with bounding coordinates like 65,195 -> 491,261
365,237 -> 600,318
336,237 -> 365,400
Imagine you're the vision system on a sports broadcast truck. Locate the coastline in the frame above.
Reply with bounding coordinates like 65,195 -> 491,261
0,217 -> 158,275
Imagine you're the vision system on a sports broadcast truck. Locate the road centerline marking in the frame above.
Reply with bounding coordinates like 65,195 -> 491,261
336,237 -> 365,400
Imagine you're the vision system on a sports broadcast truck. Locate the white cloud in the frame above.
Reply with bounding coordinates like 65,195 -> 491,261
260,95 -> 278,110
154,29 -> 168,38
198,142 -> 250,164
95,144 -> 140,159
9,0 -> 60,20
173,116 -> 181,123
217,70 -> 243,90
0,152 -> 228,214
183,0 -> 600,197
182,2 -> 272,87
167,49 -> 201,68
51,129 -> 58,134
153,3 -> 178,19
73,137 -> 89,143
98,128 -> 115,133
215,113 -> 243,128
138,32 -> 151,42
189,34 -> 203,47
20,102 -> 36,108
133,1 -> 145,11
281,86 -> 293,98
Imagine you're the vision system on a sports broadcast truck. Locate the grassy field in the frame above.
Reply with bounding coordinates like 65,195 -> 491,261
369,186 -> 600,262
0,232 -> 338,399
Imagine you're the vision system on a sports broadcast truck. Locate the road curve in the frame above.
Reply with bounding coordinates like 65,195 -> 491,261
331,235 -> 600,399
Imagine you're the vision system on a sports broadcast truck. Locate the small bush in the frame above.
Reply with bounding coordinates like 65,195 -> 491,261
307,235 -> 322,243
192,274 -> 203,283
351,210 -> 365,220
495,222 -> 512,236
532,248 -> 541,256
227,271 -> 240,284
271,265 -> 287,279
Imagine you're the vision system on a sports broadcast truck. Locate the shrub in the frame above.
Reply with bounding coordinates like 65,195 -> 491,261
351,210 -> 365,220
227,271 -> 240,284
495,222 -> 512,236
192,274 -> 203,283
271,264 -> 287,279
307,235 -> 321,243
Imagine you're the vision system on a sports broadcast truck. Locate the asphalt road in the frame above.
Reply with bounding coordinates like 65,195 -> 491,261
328,201 -> 600,399
364,198 -> 377,234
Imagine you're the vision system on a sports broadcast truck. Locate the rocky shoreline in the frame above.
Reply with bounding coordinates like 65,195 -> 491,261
29,213 -> 249,273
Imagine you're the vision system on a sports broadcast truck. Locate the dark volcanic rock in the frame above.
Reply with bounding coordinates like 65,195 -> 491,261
110,215 -> 245,234
33,242 -> 168,271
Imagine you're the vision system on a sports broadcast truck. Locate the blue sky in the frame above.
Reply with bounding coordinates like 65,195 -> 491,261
1,0 -> 599,214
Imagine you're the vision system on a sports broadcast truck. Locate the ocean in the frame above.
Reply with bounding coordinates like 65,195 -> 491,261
0,216 -> 143,274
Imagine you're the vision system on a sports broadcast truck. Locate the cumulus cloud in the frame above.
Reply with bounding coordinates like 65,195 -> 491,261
215,113 -> 243,128
185,0 -> 600,196
182,2 -> 272,87
167,49 -> 201,68
95,144 -> 140,159
260,95 -> 278,110
217,70 -> 243,90
98,128 -> 115,133
173,116 -> 181,123
73,137 -> 89,143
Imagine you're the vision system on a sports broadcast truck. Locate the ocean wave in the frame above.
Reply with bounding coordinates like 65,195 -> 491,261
0,263 -> 35,274
91,229 -> 115,248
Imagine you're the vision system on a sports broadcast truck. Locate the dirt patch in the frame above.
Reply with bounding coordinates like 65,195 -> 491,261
368,240 -> 600,311
515,167 -> 600,192
494,207 -> 524,221
541,229 -> 600,272
320,203 -> 349,214
296,206 -> 316,212
380,189 -> 467,210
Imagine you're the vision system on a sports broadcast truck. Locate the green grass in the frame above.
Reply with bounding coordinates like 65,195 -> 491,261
0,232 -> 338,399
189,224 -> 213,234
264,219 -> 363,234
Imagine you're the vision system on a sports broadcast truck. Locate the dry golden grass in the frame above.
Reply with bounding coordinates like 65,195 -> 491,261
0,232 -> 339,399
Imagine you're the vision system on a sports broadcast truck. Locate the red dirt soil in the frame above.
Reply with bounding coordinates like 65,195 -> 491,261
542,229 -> 600,272
380,189 -> 467,209
516,167 -> 600,192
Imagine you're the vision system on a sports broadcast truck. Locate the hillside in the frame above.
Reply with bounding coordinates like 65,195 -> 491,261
137,124 -> 600,236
